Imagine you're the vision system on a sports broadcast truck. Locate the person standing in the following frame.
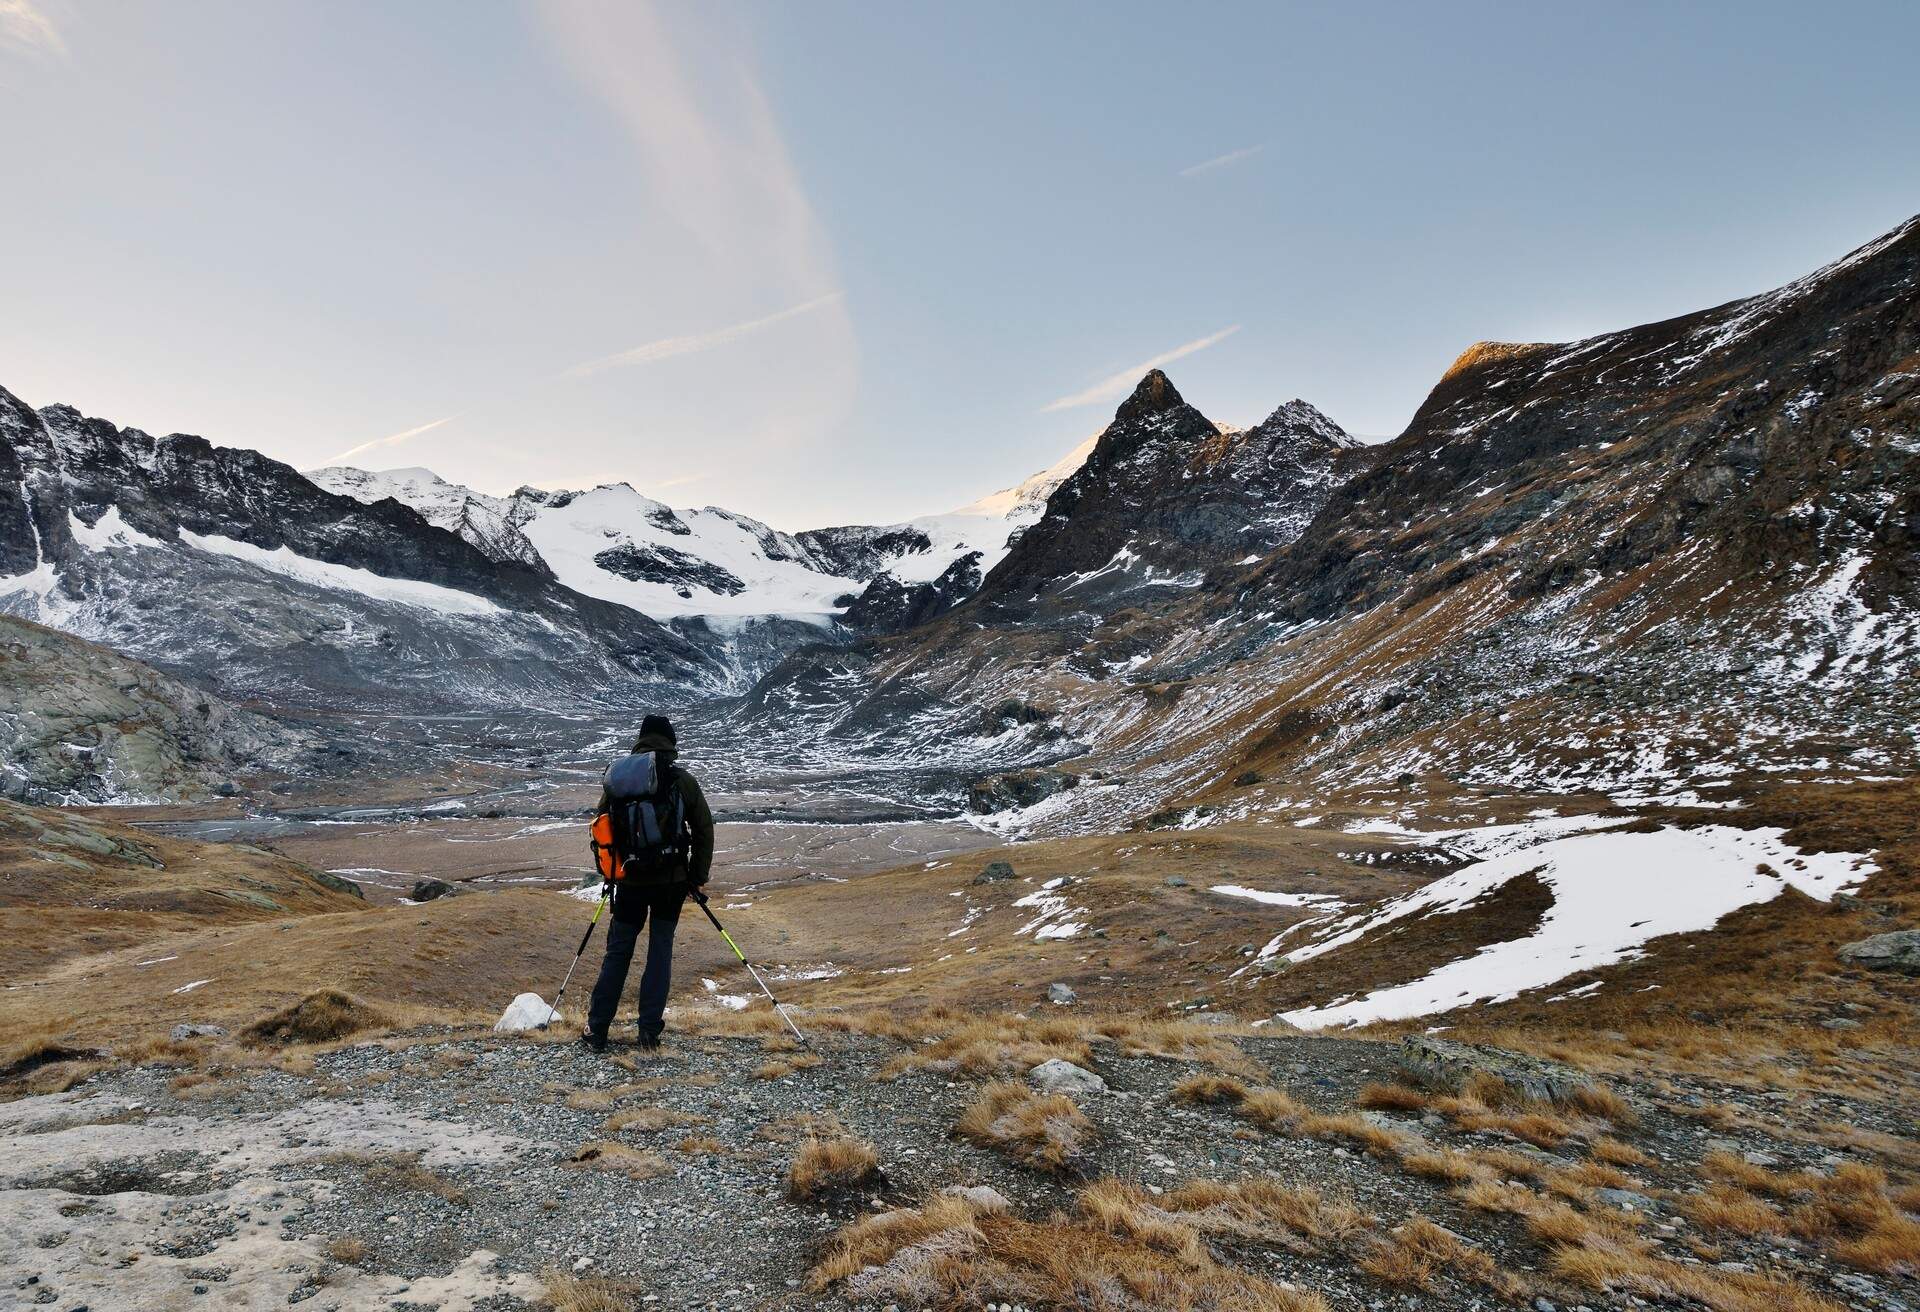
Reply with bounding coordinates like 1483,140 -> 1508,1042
581,714 -> 714,1052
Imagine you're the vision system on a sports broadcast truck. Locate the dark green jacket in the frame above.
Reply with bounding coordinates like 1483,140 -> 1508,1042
596,730 -> 715,886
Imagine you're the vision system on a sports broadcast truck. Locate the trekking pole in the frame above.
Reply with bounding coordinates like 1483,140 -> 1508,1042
538,883 -> 610,1031
688,886 -> 807,1046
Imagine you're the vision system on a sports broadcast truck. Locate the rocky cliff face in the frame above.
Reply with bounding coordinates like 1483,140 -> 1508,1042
978,372 -> 1358,611
0,614 -> 310,803
732,214 -> 1920,827
0,396 -> 721,709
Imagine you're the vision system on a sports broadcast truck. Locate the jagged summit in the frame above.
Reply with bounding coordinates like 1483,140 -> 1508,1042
1113,368 -> 1187,422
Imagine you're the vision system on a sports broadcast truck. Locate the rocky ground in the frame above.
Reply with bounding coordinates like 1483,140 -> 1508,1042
3,1010 -> 1913,1312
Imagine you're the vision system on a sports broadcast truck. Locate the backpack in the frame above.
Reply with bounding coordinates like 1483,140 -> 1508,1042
589,751 -> 689,886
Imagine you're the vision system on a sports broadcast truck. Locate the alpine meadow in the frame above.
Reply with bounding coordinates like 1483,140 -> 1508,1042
1,5 -> 1916,1312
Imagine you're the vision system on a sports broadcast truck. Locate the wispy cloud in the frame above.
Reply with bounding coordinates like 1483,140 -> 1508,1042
0,0 -> 66,58
1040,326 -> 1242,413
564,291 -> 844,379
1179,144 -> 1262,178
323,413 -> 461,466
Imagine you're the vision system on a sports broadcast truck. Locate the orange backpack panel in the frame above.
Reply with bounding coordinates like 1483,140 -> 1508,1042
590,813 -> 620,881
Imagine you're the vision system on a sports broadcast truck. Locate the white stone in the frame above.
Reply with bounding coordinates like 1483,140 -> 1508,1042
1027,1058 -> 1106,1095
494,992 -> 560,1032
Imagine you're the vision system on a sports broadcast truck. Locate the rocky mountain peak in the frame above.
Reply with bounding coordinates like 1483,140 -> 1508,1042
1113,369 -> 1186,423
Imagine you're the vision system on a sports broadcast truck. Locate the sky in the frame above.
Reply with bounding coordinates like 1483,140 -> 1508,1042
3,2 -> 1917,530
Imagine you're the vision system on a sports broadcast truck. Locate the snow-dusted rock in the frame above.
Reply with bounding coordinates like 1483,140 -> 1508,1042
494,993 -> 560,1032
1027,1058 -> 1105,1095
1046,982 -> 1077,1006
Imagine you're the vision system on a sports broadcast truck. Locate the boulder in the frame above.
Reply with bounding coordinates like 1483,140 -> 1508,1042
1046,982 -> 1077,1006
411,878 -> 460,902
1397,1035 -> 1609,1109
1028,1058 -> 1106,1096
973,860 -> 1016,886
967,768 -> 1080,815
494,993 -> 559,1032
1836,930 -> 1920,975
169,1023 -> 227,1042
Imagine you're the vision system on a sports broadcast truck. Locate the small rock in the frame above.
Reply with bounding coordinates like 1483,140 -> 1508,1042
940,1185 -> 1011,1212
1164,876 -> 1188,888
1046,983 -> 1077,1006
170,1023 -> 227,1042
1597,1188 -> 1658,1213
1028,1058 -> 1106,1095
1820,1017 -> 1862,1031
973,861 -> 1016,886
1534,1299 -> 1558,1312
1742,1150 -> 1780,1168
410,878 -> 460,902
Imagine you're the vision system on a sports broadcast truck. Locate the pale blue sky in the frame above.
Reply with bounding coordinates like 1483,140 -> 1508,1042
3,2 -> 1916,528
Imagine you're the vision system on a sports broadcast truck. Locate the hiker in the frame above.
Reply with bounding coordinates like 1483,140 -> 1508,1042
581,714 -> 714,1052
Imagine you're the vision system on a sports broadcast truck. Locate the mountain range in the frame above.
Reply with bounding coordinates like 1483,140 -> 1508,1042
2,213 -> 1917,812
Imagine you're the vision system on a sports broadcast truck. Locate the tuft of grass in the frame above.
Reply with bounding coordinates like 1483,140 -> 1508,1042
1787,1163 -> 1920,1274
1359,1217 -> 1508,1294
1237,1087 -> 1309,1132
787,1136 -> 882,1200
564,1141 -> 669,1181
1356,1081 -> 1429,1113
1685,1183 -> 1786,1237
955,1081 -> 1096,1175
245,990 -> 391,1045
324,1236 -> 367,1265
1591,1136 -> 1655,1169
754,1053 -> 824,1081
538,1270 -> 652,1312
810,1190 -> 1328,1311
603,1106 -> 707,1135
675,1134 -> 728,1156
1172,1072 -> 1250,1106
1298,1112 -> 1409,1160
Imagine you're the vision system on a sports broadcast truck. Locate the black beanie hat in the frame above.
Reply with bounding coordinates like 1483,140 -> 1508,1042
639,714 -> 677,744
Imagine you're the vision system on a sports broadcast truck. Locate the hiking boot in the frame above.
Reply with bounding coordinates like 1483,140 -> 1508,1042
579,1030 -> 609,1054
635,1028 -> 662,1052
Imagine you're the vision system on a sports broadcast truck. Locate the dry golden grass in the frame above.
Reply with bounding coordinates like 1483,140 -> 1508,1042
1171,1072 -> 1250,1106
1591,1136 -> 1654,1169
1787,1163 -> 1920,1274
1236,1086 -> 1309,1132
1399,1149 -> 1490,1185
955,1081 -> 1095,1175
1298,1112 -> 1409,1160
244,990 -> 391,1045
810,1192 -> 1329,1312
324,1236 -> 368,1265
1457,1177 -> 1846,1312
1359,1217 -> 1511,1295
786,1136 -> 881,1200
564,1141 -> 669,1181
753,1053 -> 823,1081
537,1270 -> 651,1312
1356,1081 -> 1429,1113
875,1013 -> 1093,1081
1156,1177 -> 1370,1251
674,1134 -> 727,1156
1685,1183 -> 1786,1237
603,1105 -> 707,1135
753,1109 -> 849,1144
